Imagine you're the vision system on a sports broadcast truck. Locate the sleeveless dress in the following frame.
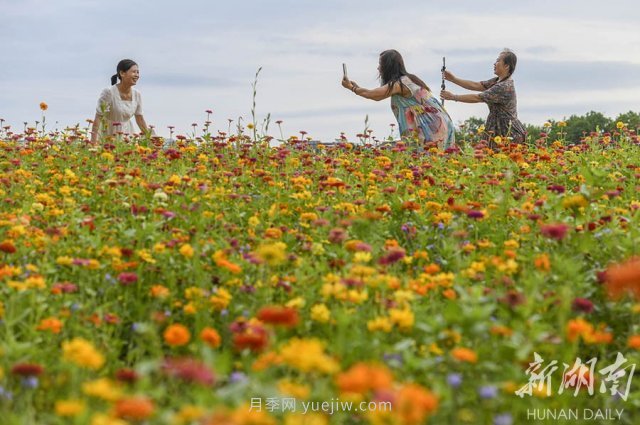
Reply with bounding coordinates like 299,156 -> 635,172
95,85 -> 143,136
391,76 -> 455,149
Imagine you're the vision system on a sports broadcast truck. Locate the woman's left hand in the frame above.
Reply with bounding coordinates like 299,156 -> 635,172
440,90 -> 454,100
342,77 -> 355,90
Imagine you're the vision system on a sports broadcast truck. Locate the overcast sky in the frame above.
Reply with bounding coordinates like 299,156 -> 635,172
2,0 -> 640,141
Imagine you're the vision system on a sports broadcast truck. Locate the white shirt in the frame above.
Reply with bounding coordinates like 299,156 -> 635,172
96,85 -> 143,135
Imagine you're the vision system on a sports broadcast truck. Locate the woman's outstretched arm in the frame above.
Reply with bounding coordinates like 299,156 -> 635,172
443,70 -> 485,91
342,77 -> 405,101
440,90 -> 482,103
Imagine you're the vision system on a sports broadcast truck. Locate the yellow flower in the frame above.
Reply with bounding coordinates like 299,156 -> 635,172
55,399 -> 85,417
389,308 -> 415,331
367,317 -> 392,333
280,338 -> 339,374
310,304 -> 331,323
256,242 -> 287,266
62,338 -> 105,370
179,244 -> 194,258
562,194 -> 588,210
278,379 -> 311,399
83,378 -> 122,401
40,101 -> 48,111
616,121 -> 625,129
91,413 -> 129,425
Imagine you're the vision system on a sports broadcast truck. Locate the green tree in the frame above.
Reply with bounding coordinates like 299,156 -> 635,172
563,111 -> 612,143
614,111 -> 640,132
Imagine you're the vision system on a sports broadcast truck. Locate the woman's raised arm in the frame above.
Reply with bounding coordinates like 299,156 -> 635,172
443,70 -> 485,91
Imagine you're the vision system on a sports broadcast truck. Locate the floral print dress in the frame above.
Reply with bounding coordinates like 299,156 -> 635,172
478,77 -> 527,143
391,76 -> 455,149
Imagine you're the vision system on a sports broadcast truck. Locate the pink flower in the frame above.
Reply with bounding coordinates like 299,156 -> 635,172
467,210 -> 484,219
378,248 -> 406,265
162,358 -> 215,386
118,272 -> 138,286
540,223 -> 570,240
571,298 -> 594,314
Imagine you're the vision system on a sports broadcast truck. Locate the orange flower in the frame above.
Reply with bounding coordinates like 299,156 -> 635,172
0,240 -> 16,254
336,363 -> 393,395
603,257 -> 640,299
566,318 -> 593,342
164,324 -> 191,346
451,347 -> 478,363
628,335 -> 640,349
257,306 -> 299,327
264,227 -> 283,239
534,254 -> 551,272
200,327 -> 221,348
40,102 -> 48,111
114,397 -> 154,420
37,317 -> 63,334
395,383 -> 439,424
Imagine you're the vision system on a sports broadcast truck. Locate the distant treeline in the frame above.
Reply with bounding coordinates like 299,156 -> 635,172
455,110 -> 640,143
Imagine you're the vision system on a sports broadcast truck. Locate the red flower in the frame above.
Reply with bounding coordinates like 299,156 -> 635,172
162,357 -> 215,386
118,272 -> 138,286
540,223 -> 570,240
328,228 -> 347,244
467,210 -> 484,219
11,363 -> 44,376
378,248 -> 406,265
0,241 -> 16,253
257,306 -> 299,327
571,297 -> 594,313
115,368 -> 140,383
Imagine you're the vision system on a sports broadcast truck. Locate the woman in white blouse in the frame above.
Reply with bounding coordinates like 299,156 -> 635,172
90,59 -> 150,143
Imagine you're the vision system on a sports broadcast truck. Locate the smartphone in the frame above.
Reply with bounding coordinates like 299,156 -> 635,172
342,63 -> 348,79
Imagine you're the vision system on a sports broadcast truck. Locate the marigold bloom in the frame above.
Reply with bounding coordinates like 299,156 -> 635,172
628,335 -> 640,349
62,338 -> 105,370
114,397 -> 155,421
534,254 -> 551,272
336,362 -> 393,394
255,242 -> 287,266
603,257 -> 640,299
451,347 -> 478,363
257,306 -> 299,327
566,317 -> 594,342
396,384 -> 439,423
83,378 -> 123,401
36,317 -> 63,333
200,327 -> 222,348
55,399 -> 85,417
280,338 -> 339,374
40,102 -> 48,111
179,244 -> 194,258
164,324 -> 191,346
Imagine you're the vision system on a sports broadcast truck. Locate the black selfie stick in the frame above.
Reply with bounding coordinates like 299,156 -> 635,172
441,57 -> 446,106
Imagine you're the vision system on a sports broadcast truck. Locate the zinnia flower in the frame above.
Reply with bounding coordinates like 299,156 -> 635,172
11,363 -> 44,377
162,357 -> 215,386
164,324 -> 191,346
257,306 -> 299,327
540,223 -> 569,240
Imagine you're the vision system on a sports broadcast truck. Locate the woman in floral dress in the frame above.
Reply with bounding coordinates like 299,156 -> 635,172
440,49 -> 527,144
342,49 -> 455,149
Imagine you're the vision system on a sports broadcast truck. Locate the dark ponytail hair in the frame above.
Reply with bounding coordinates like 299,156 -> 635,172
501,49 -> 517,78
378,49 -> 430,94
111,59 -> 138,85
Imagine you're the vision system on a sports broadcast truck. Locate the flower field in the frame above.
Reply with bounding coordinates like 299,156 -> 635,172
1,120 -> 640,424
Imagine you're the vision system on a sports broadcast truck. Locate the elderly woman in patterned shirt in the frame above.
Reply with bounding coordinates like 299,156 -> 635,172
440,49 -> 527,144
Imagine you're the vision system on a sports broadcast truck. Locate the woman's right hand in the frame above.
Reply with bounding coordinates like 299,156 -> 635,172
341,76 -> 352,89
442,70 -> 455,82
